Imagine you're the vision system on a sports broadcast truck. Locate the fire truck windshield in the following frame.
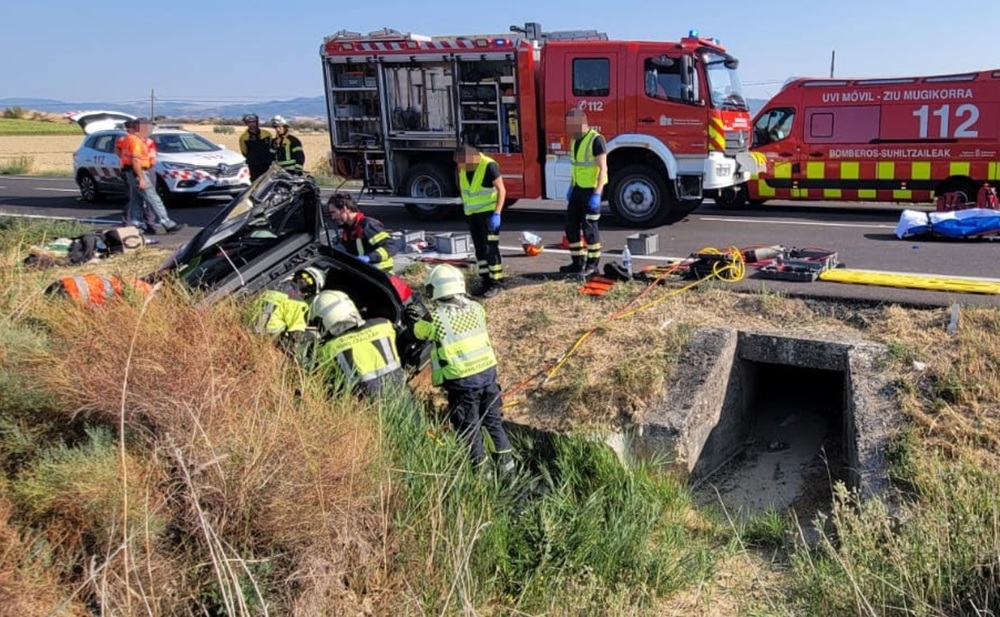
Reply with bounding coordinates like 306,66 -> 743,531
704,52 -> 748,112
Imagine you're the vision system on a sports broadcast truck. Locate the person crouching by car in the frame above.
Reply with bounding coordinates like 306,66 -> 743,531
250,266 -> 326,358
327,193 -> 396,272
308,290 -> 408,399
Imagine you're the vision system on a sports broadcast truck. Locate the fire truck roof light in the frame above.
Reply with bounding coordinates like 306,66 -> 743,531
688,29 -> 699,37
712,38 -> 720,45
475,39 -> 489,47
494,38 -> 507,45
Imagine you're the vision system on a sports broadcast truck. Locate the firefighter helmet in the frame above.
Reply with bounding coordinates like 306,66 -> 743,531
270,115 -> 289,127
294,266 -> 326,295
424,264 -> 466,300
310,290 -> 363,336
242,113 -> 259,123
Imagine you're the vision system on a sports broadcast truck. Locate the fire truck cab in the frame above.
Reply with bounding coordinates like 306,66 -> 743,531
320,23 -> 758,227
721,69 -> 1000,208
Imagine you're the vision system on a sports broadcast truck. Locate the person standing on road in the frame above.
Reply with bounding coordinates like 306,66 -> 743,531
413,264 -> 515,474
327,193 -> 396,272
238,113 -> 273,181
122,118 -> 185,235
117,119 -> 157,232
269,115 -> 305,174
454,144 -> 506,298
560,108 -> 608,276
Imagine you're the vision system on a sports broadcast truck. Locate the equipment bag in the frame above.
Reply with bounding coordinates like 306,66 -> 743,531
103,226 -> 145,254
977,185 -> 1000,210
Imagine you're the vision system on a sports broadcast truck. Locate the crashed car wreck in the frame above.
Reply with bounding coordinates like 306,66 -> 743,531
153,168 -> 428,368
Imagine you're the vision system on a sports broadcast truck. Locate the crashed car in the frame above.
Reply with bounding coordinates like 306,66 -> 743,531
70,110 -> 250,205
154,168 -> 428,368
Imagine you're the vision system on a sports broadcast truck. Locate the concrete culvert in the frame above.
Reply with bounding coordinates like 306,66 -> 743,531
634,328 -> 899,526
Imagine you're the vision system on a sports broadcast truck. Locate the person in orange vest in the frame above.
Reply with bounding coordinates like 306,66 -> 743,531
117,119 -> 160,231
121,118 -> 185,235
45,273 -> 156,308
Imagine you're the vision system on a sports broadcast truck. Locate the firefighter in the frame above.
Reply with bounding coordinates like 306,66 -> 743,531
560,108 -> 608,276
454,144 -> 505,298
252,266 -> 327,359
122,118 -> 185,235
327,193 -> 396,272
239,113 -> 273,181
309,290 -> 408,398
269,115 -> 305,174
413,264 -> 515,473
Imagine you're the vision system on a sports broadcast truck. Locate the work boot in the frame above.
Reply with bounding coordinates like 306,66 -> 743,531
164,223 -> 187,234
559,257 -> 584,274
581,259 -> 600,276
481,281 -> 503,299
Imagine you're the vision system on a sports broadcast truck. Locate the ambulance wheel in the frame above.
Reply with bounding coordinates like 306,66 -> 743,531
402,163 -> 459,221
76,170 -> 101,203
609,164 -> 671,227
714,185 -> 748,210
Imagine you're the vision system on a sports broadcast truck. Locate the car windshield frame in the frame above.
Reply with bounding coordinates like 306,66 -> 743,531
703,52 -> 749,112
152,132 -> 222,154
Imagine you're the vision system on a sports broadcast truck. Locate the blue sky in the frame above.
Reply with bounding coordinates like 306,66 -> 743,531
3,0 -> 999,104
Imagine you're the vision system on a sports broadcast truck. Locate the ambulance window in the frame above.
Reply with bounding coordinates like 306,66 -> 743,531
573,58 -> 610,97
753,107 -> 795,147
810,113 -> 834,139
644,59 -> 683,101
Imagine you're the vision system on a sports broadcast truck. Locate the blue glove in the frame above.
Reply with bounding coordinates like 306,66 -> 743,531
488,212 -> 501,232
357,254 -> 371,263
565,186 -> 573,201
588,192 -> 601,213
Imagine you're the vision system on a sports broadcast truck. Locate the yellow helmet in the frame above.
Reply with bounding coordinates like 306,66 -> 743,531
424,264 -> 466,300
310,290 -> 363,336
295,266 -> 326,295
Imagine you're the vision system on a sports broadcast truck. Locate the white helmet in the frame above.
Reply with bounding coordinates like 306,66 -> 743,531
424,264 -> 466,300
294,266 -> 326,295
310,290 -> 363,336
270,115 -> 289,127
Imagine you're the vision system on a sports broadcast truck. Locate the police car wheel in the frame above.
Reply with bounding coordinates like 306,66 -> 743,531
155,178 -> 174,206
77,171 -> 101,203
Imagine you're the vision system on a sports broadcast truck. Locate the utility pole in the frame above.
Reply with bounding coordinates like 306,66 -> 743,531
830,50 -> 836,78
150,89 -> 155,120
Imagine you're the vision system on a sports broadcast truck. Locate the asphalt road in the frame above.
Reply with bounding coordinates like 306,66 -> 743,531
1,175 -> 998,308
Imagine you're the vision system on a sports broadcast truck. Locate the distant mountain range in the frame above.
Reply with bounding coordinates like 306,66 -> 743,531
0,96 -> 768,120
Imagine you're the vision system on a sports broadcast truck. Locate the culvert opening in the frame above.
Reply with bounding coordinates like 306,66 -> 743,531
693,362 -> 849,519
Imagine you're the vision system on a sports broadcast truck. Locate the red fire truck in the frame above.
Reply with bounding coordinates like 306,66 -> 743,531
320,22 -> 759,227
719,69 -> 1000,208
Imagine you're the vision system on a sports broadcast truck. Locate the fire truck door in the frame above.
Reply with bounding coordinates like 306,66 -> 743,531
634,54 -> 705,153
564,53 -> 620,138
751,106 -> 800,199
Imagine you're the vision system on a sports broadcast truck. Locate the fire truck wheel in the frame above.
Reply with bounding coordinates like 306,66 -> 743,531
76,170 -> 102,203
714,185 -> 748,210
609,164 -> 672,227
935,178 -> 979,204
402,163 -> 459,221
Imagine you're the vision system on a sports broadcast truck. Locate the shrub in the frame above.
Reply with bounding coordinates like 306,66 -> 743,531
212,124 -> 235,135
0,155 -> 33,175
2,106 -> 26,120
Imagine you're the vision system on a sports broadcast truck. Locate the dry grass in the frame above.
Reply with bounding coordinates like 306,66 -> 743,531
0,127 -> 332,175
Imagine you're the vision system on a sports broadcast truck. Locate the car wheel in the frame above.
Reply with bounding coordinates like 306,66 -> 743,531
402,163 -> 460,221
608,164 -> 672,227
76,170 -> 101,203
714,185 -> 749,210
155,178 -> 175,207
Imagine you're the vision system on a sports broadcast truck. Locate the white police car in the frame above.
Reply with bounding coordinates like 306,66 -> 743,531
70,111 -> 250,204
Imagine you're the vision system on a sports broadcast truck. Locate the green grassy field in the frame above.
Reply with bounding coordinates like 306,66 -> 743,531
0,118 -> 82,136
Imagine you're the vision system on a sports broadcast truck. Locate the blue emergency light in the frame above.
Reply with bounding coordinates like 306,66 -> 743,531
688,29 -> 699,37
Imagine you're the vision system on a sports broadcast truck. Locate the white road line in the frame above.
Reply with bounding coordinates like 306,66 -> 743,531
33,187 -> 79,193
697,215 -> 895,230
0,211 -> 120,225
0,186 -> 6,190
499,244 -> 685,262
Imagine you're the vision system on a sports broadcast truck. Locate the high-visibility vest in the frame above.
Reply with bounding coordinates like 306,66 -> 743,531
458,154 -> 499,215
274,135 -> 304,172
423,302 -> 497,385
119,133 -> 151,169
315,318 -> 402,385
570,129 -> 601,189
54,274 -> 152,307
147,138 -> 157,166
253,290 -> 308,335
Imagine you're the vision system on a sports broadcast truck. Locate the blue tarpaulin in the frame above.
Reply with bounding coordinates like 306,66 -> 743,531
895,209 -> 1000,239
